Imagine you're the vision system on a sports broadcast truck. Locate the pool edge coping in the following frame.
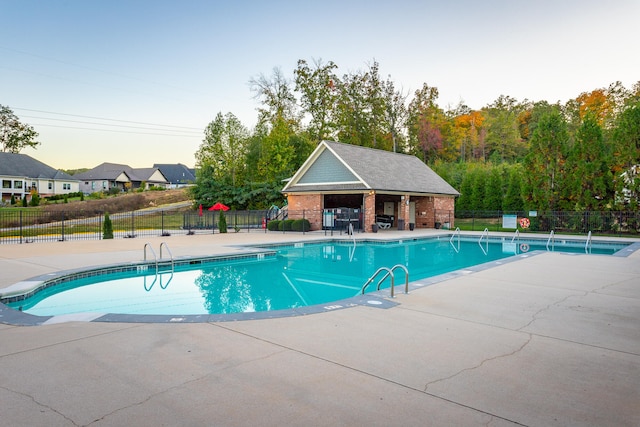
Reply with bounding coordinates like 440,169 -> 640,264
1,236 -> 638,326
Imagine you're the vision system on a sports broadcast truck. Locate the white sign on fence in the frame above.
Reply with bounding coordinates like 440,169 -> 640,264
502,214 -> 517,229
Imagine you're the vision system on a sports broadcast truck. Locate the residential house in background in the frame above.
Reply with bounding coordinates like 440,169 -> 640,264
153,163 -> 195,188
0,152 -> 79,203
619,164 -> 640,206
75,163 -> 169,194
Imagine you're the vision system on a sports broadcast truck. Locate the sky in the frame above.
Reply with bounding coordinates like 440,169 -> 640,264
1,0 -> 638,170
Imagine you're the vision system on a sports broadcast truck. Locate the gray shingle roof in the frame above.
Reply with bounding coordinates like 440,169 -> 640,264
284,141 -> 459,196
153,163 -> 196,184
75,163 -> 168,183
0,152 -> 77,181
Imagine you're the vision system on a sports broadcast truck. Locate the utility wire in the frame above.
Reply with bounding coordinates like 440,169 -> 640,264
13,107 -> 203,130
21,115 -> 202,134
32,123 -> 201,137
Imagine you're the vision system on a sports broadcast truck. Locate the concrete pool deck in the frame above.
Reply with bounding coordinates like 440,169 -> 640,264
0,230 -> 639,426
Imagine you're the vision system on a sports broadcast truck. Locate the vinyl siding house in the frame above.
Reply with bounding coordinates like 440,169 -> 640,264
282,140 -> 459,232
0,152 -> 79,203
153,163 -> 196,189
75,163 -> 169,194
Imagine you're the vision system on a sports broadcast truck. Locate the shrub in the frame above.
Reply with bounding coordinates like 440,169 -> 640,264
103,212 -> 114,239
291,219 -> 311,232
218,211 -> 227,233
10,194 -> 15,205
22,196 -> 27,207
29,192 -> 40,206
279,219 -> 295,231
267,220 -> 281,231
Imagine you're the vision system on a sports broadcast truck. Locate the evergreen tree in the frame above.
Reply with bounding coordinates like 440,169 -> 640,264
103,213 -> 114,239
469,168 -> 487,211
484,166 -> 504,211
524,109 -> 570,211
503,165 -> 525,212
218,210 -> 227,233
564,114 -> 611,210
456,172 -> 474,214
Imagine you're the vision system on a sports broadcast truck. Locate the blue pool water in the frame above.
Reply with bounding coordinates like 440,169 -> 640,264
7,237 -> 628,317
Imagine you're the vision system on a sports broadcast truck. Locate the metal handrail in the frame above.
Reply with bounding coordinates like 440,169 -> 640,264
478,228 -> 489,255
143,242 -> 158,274
449,227 -> 460,253
376,264 -> 410,296
361,267 -> 394,297
585,231 -> 592,253
159,241 -> 174,273
361,265 -> 410,298
511,229 -> 520,243
546,230 -> 555,251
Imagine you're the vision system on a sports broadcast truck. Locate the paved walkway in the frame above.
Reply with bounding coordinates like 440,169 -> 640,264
1,231 -> 639,426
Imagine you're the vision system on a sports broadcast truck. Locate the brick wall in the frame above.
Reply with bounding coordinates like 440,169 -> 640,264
286,194 -> 322,230
435,197 -> 455,227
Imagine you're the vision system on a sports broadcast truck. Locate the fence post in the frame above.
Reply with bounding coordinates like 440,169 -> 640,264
19,210 -> 23,244
131,211 -> 135,237
303,209 -> 306,235
61,211 -> 65,241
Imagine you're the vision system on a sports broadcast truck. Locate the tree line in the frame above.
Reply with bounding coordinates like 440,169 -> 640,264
192,58 -> 639,212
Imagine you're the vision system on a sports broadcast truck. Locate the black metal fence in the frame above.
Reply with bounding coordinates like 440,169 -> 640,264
455,210 -> 640,235
3,208 -> 637,244
0,209 -> 272,244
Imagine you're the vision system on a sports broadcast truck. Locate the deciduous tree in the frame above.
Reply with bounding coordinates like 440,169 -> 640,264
0,105 -> 40,153
294,58 -> 339,142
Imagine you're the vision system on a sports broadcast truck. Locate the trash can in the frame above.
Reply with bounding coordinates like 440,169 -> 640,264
371,223 -> 378,233
409,223 -> 415,231
397,219 -> 405,230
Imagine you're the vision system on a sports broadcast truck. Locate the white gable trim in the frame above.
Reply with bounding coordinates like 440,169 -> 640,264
282,141 -> 371,191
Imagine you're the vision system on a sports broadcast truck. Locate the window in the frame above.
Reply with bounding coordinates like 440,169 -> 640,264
63,183 -> 71,190
14,180 -> 23,189
2,180 -> 11,189
48,182 -> 53,190
91,182 -> 95,190
102,181 -> 107,189
31,182 -> 36,189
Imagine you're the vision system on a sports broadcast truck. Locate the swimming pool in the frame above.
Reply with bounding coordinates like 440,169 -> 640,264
3,236 -> 631,320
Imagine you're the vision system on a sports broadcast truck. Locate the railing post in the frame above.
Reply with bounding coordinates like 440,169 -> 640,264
61,211 -> 65,241
19,210 -> 23,244
303,209 -> 306,235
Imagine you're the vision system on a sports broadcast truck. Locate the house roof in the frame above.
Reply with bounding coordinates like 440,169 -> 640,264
75,163 -> 168,183
282,140 -> 459,196
153,163 -> 196,184
0,152 -> 78,181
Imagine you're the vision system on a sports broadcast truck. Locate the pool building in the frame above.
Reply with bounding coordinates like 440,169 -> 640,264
282,140 -> 459,232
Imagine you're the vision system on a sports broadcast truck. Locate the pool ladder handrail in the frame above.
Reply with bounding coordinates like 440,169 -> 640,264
478,228 -> 489,255
143,242 -> 159,274
361,264 -> 409,298
143,242 -> 174,291
511,229 -> 520,243
546,230 -> 555,251
159,242 -> 175,273
585,231 -> 592,253
449,227 -> 460,253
